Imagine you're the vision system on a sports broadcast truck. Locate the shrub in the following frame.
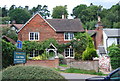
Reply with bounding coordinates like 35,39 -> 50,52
108,44 -> 120,69
82,48 -> 98,60
2,66 -> 67,81
2,40 -> 16,68
58,54 -> 65,64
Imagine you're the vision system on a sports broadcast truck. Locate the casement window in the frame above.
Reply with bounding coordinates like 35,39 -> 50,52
64,48 -> 74,58
64,32 -> 74,40
117,38 -> 120,44
29,32 -> 39,41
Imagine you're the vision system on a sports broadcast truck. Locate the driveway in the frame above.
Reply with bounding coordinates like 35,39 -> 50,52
60,73 -> 98,81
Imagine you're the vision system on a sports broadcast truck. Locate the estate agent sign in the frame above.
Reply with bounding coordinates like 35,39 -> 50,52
14,51 -> 26,64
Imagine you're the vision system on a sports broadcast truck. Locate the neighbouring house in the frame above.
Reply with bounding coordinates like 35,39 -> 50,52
103,28 -> 120,53
1,24 -> 23,32
17,13 -> 84,59
10,24 -> 23,32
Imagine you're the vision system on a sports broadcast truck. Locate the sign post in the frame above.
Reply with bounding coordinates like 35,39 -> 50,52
14,51 -> 26,64
17,40 -> 22,49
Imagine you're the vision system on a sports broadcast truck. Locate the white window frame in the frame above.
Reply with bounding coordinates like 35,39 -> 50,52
29,32 -> 39,41
64,32 -> 74,41
64,48 -> 74,58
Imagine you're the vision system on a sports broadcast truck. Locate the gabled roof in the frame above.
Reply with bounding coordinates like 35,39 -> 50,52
18,13 -> 84,33
103,28 -> 120,37
46,19 -> 84,32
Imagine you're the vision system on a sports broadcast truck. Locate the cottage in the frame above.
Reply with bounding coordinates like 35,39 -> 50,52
18,13 -> 84,59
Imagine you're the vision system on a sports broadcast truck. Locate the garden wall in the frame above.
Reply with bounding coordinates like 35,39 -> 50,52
66,59 -> 99,72
24,58 -> 59,68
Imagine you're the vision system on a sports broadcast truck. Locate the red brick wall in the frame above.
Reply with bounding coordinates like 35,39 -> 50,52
25,58 -> 59,68
18,14 -> 70,44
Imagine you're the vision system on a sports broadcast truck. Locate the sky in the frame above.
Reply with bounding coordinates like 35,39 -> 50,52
1,0 -> 120,18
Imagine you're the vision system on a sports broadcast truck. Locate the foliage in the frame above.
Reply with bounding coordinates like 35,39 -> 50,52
9,8 -> 31,24
1,17 -> 10,24
58,54 -> 65,64
2,27 -> 18,41
52,5 -> 68,18
2,40 -> 16,68
72,33 -> 89,60
82,48 -> 97,60
71,3 -> 120,29
108,44 -> 120,69
30,5 -> 50,19
2,66 -> 67,81
82,33 -> 97,60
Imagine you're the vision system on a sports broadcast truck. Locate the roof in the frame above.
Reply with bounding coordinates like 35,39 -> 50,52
46,19 -> 84,32
18,13 -> 84,33
103,28 -> 120,37
87,30 -> 96,36
2,35 -> 16,44
11,24 -> 23,30
0,24 -> 23,30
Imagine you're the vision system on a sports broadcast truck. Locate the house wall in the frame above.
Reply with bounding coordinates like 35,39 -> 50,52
103,31 -> 108,53
18,14 -> 70,44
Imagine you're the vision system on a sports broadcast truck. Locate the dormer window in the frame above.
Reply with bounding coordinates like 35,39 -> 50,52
64,32 -> 74,41
29,32 -> 39,41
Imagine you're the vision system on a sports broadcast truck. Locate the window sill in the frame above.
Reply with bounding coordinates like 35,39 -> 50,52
65,57 -> 74,59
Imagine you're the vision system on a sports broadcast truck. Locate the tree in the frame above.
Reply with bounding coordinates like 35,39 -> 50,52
2,6 -> 8,17
30,5 -> 50,19
71,4 -> 102,24
52,5 -> 68,19
108,44 -> 120,69
2,27 -> 18,41
9,8 -> 31,24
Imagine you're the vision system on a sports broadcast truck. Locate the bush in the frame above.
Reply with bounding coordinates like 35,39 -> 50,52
82,48 -> 98,60
2,66 -> 67,81
2,40 -> 16,68
108,44 -> 120,69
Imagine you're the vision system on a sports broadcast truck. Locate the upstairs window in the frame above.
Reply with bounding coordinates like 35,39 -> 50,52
64,33 -> 74,40
29,32 -> 39,41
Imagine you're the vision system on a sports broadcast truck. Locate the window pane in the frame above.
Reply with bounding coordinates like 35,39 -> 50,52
30,33 -> 34,40
70,49 -> 73,57
117,38 -> 120,44
35,33 -> 38,40
35,50 -> 39,57
65,49 -> 69,57
65,33 -> 69,40
30,51 -> 34,57
70,33 -> 74,40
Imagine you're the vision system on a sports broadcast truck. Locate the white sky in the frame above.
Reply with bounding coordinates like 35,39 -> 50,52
1,0 -> 119,18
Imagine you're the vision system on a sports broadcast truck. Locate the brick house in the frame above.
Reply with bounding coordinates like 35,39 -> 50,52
18,13 -> 84,59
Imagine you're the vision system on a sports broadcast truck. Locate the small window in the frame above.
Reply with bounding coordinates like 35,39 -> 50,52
117,38 -> 120,44
29,50 -> 40,57
64,33 -> 74,40
64,48 -> 74,58
29,32 -> 39,41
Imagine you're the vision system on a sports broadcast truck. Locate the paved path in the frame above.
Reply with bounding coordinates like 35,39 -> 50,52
60,73 -> 98,81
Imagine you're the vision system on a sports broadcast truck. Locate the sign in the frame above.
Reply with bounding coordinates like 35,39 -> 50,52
17,40 -> 22,49
14,51 -> 26,64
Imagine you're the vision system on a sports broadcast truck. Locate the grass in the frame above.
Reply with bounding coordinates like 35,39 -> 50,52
55,68 -> 107,76
59,64 -> 68,67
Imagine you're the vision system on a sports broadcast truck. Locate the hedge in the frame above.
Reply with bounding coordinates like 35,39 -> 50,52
2,66 -> 67,81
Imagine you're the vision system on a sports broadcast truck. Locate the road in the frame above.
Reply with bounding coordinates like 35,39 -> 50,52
60,73 -> 98,81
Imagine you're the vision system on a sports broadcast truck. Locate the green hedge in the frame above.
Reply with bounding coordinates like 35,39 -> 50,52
2,66 -> 67,81
82,48 -> 98,60
2,40 -> 16,68
108,44 -> 120,69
